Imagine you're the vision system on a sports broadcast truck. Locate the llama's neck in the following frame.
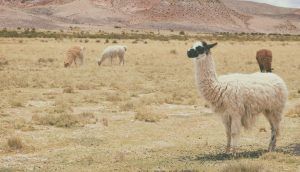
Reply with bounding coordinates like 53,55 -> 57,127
194,54 -> 221,103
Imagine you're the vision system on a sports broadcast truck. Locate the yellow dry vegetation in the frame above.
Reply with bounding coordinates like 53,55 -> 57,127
0,37 -> 299,171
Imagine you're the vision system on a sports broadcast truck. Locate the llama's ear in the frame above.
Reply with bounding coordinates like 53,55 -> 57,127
207,43 -> 218,49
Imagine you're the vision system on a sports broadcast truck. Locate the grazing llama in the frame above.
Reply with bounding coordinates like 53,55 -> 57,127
256,49 -> 273,73
64,46 -> 85,67
187,41 -> 288,153
98,45 -> 127,66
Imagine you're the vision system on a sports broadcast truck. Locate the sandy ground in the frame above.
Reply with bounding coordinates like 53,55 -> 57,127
0,38 -> 299,171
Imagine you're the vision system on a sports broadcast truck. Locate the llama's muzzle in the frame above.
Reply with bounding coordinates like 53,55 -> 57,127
187,49 -> 198,58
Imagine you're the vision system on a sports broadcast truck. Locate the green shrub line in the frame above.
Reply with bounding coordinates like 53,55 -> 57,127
1,28 -> 300,41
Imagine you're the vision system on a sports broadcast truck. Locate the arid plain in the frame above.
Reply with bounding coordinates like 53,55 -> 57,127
0,38 -> 300,171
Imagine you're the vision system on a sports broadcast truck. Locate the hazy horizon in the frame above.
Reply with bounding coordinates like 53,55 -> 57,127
243,0 -> 300,8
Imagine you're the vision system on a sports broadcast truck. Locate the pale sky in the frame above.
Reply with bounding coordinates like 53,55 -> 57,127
243,0 -> 300,8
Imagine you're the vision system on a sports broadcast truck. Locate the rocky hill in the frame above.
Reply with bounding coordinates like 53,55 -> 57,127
0,0 -> 299,33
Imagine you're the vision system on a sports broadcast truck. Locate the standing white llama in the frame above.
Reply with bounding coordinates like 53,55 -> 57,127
187,41 -> 288,153
98,45 -> 127,66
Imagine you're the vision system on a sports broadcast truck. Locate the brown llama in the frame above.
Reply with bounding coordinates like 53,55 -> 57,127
64,46 -> 85,67
256,49 -> 273,73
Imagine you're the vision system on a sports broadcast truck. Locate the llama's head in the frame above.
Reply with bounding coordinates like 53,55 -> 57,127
64,62 -> 70,68
123,46 -> 127,51
187,41 -> 217,59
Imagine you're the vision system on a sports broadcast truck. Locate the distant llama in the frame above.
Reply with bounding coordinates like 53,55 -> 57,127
256,49 -> 273,72
98,45 -> 127,66
187,41 -> 288,153
64,46 -> 85,67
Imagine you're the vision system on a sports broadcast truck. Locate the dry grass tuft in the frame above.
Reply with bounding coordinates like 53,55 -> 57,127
38,58 -> 56,63
32,112 -> 97,128
13,118 -> 27,129
170,49 -> 177,55
32,113 -> 79,128
221,161 -> 265,172
78,112 -> 97,125
53,99 -> 73,114
135,106 -> 167,122
63,87 -> 75,94
106,93 -> 125,102
13,118 -> 34,131
9,99 -> 24,108
286,104 -> 300,118
7,136 -> 23,150
76,84 -> 92,90
119,102 -> 134,111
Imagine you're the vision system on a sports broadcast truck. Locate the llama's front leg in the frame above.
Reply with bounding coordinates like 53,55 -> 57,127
231,116 -> 241,153
226,127 -> 231,153
119,55 -> 124,66
74,59 -> 77,67
79,57 -> 83,66
98,59 -> 103,66
222,115 -> 231,153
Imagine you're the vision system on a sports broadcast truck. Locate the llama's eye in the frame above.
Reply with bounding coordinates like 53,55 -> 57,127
196,46 -> 204,54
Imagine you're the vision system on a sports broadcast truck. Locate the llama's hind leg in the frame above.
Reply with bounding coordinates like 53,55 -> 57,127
264,110 -> 282,152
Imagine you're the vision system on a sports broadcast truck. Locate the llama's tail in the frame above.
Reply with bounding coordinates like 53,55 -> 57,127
241,105 -> 257,130
241,114 -> 257,130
